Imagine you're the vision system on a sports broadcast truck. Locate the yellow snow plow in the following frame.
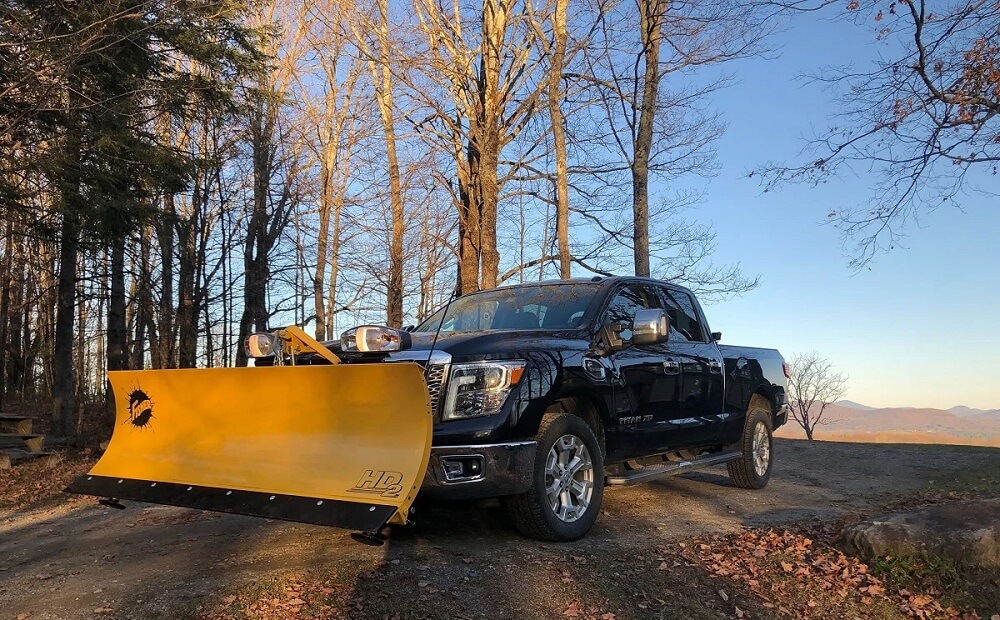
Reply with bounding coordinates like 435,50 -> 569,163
67,326 -> 433,533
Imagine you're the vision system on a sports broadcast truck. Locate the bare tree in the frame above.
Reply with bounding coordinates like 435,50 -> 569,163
754,0 -> 1000,268
577,0 -> 773,278
786,351 -> 848,441
406,0 -> 552,293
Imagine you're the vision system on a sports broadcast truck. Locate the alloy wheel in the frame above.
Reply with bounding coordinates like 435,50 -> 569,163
752,422 -> 770,477
544,434 -> 594,523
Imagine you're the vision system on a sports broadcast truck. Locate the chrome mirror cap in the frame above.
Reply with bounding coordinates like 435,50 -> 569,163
632,308 -> 669,345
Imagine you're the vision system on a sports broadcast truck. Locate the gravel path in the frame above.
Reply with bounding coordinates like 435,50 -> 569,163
2,439 -> 997,619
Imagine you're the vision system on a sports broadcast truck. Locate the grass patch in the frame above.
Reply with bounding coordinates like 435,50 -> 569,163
869,554 -> 1000,618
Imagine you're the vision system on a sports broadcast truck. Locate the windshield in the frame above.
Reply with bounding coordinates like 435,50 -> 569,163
415,283 -> 601,333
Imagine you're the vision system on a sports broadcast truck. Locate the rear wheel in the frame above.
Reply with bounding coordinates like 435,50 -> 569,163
503,412 -> 604,541
727,397 -> 774,489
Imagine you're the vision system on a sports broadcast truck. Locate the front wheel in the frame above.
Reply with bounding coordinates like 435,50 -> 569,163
727,397 -> 774,489
503,412 -> 604,541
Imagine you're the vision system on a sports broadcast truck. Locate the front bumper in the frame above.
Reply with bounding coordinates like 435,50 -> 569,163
420,441 -> 536,500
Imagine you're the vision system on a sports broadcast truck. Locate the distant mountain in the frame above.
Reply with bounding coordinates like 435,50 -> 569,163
776,402 -> 1000,447
835,400 -> 876,411
949,406 -> 1000,417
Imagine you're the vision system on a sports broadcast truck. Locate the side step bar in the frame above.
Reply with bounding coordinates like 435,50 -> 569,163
605,451 -> 742,486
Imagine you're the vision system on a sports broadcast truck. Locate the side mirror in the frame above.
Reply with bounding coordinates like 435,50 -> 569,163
711,331 -> 722,342
632,308 -> 669,345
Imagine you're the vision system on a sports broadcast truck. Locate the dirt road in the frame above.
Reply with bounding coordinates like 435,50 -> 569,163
2,439 -> 998,620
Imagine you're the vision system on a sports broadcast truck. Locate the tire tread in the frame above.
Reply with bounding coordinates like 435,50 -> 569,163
504,410 -> 603,541
727,395 -> 773,490
504,413 -> 565,541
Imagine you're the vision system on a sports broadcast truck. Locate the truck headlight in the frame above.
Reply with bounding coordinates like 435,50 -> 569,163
245,333 -> 280,358
341,326 -> 411,352
441,362 -> 525,420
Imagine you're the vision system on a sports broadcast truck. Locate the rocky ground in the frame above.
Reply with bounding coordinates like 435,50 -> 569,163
2,439 -> 998,620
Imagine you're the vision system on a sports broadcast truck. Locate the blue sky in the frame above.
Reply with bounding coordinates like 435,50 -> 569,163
672,11 -> 1000,410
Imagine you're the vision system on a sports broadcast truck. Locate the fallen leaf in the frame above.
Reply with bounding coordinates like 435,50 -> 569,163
562,600 -> 581,618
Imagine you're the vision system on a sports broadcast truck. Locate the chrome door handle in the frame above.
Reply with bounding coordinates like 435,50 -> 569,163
662,359 -> 680,374
709,359 -> 722,373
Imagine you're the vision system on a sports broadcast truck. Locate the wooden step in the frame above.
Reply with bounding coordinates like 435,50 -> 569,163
0,433 -> 44,453
0,449 -> 60,470
0,415 -> 35,434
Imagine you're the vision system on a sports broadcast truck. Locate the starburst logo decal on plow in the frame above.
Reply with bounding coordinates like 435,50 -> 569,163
125,386 -> 155,430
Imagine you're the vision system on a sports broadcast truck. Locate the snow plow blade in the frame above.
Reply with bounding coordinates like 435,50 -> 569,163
67,363 -> 432,532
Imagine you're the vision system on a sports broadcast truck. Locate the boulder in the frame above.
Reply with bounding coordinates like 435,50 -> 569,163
841,499 -> 1000,568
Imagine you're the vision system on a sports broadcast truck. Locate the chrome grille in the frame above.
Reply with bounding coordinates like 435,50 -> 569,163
424,362 -> 449,416
384,349 -> 452,417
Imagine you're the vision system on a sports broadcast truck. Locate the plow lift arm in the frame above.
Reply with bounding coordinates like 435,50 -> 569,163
66,326 -> 433,537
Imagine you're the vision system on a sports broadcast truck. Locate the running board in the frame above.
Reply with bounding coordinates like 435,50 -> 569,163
605,451 -> 742,486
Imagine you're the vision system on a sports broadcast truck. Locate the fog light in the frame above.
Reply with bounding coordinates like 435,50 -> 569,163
440,455 -> 485,482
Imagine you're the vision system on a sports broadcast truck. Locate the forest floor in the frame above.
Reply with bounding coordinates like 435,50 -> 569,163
2,439 -> 999,620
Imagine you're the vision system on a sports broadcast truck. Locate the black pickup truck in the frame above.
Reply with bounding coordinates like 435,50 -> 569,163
316,276 -> 790,541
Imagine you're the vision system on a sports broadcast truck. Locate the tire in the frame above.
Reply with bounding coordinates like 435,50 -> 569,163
503,411 -> 604,541
726,396 -> 774,490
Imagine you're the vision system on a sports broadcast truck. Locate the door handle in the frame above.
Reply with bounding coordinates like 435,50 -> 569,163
662,359 -> 680,374
709,359 -> 722,373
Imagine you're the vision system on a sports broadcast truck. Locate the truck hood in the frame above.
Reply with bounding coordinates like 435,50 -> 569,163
405,329 -> 590,360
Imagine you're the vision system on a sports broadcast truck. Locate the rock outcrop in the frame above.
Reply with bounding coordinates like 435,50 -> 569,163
842,499 -> 1000,568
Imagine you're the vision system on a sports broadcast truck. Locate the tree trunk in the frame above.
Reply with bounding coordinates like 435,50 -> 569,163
5,229 -> 25,401
371,0 -> 405,328
157,194 -> 176,369
632,0 -> 665,278
236,99 -> 275,366
176,195 -> 198,368
475,0 -> 507,291
457,154 -> 481,295
477,146 -> 501,290
549,0 -> 571,279
0,219 -> 12,410
456,113 -> 481,295
314,160 -> 332,340
105,233 -> 128,430
132,227 -> 155,368
52,209 -> 79,439
325,193 -> 343,340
